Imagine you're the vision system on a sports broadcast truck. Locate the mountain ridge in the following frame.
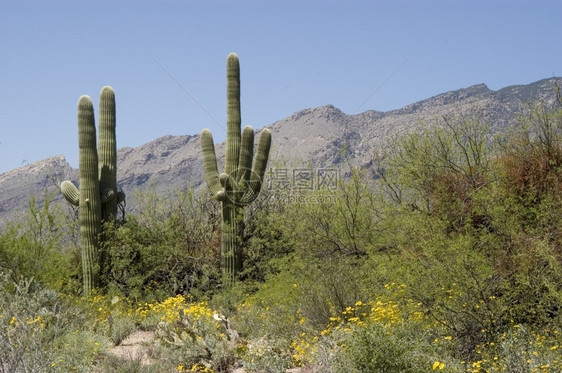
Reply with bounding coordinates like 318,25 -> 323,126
1,77 -> 561,224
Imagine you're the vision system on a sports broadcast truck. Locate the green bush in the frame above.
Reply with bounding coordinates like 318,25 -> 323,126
3,99 -> 562,372
151,297 -> 238,372
100,188 -> 221,302
0,194 -> 78,292
0,272 -> 109,372
321,322 -> 450,373
241,338 -> 293,373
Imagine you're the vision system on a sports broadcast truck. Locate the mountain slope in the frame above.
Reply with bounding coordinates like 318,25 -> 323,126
1,77 -> 560,224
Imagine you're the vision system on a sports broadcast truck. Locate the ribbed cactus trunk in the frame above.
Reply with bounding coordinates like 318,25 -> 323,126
221,202 -> 244,285
225,54 -> 242,178
221,54 -> 244,285
77,96 -> 102,297
200,53 -> 272,286
61,86 -> 124,297
98,86 -> 117,222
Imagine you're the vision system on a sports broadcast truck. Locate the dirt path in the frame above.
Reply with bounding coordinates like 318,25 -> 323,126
108,330 -> 155,365
107,330 -> 311,372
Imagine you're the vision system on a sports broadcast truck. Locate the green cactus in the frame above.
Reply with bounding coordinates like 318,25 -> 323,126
98,86 -> 119,222
201,53 -> 272,286
61,86 -> 125,297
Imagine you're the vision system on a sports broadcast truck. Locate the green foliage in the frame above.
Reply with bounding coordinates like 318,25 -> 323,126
375,223 -> 507,357
200,53 -> 272,286
242,197 -> 298,283
227,104 -> 562,370
96,354 -> 164,373
500,100 -> 562,202
154,301 -> 236,372
0,194 -> 77,292
241,338 -> 293,373
4,93 -> 562,371
0,272 -> 109,372
100,187 -> 221,302
233,267 -> 303,341
376,115 -> 493,230
320,319 -> 456,373
471,324 -> 562,372
294,169 -> 379,258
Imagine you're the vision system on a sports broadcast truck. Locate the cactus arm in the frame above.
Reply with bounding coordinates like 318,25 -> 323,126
61,180 -> 80,206
251,128 -> 272,186
98,86 -> 117,221
238,126 -> 254,185
77,95 -> 102,297
240,128 -> 272,204
201,129 -> 224,200
225,53 -> 241,175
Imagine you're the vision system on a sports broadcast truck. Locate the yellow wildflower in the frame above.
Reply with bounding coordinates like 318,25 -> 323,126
432,361 -> 445,370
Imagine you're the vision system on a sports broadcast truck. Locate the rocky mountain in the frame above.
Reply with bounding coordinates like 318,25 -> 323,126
0,155 -> 75,220
1,77 -> 561,225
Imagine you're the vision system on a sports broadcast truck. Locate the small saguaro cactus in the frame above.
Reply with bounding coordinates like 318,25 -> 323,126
201,53 -> 272,286
61,86 -> 125,297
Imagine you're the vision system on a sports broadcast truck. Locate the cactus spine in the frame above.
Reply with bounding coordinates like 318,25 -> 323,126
61,86 -> 124,297
201,53 -> 272,286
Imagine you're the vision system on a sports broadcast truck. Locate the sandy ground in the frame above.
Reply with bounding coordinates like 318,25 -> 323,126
108,330 -> 155,365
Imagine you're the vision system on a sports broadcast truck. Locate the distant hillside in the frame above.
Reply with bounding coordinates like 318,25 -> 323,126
1,77 -> 560,225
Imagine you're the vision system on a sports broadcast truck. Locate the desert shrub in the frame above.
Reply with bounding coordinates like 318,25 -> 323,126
49,330 -> 109,372
375,115 -> 493,231
149,295 -> 240,372
370,181 -> 562,363
272,170 -> 378,325
375,226 -> 508,358
226,175 -> 383,371
502,237 -> 562,326
0,272 -> 109,372
367,107 -> 562,360
288,286 -> 464,372
295,255 -> 367,330
0,194 -> 77,292
96,354 -> 167,373
233,266 -> 303,340
242,203 -> 298,283
292,169 -> 379,258
499,101 -> 562,204
0,280 -> 57,372
228,275 -> 300,371
241,338 -> 293,373
471,323 -> 562,373
77,293 -> 138,345
318,320 -> 449,373
100,187 -> 221,302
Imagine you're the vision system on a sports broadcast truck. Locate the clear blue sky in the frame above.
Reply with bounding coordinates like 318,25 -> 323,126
1,0 -> 561,174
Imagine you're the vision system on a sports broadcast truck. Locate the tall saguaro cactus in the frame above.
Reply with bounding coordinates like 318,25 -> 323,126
61,86 -> 124,297
201,53 -> 272,286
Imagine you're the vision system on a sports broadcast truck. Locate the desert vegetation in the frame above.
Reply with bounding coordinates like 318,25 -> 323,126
2,95 -> 562,372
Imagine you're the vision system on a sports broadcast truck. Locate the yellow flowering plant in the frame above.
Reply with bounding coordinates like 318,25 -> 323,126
152,295 -> 240,372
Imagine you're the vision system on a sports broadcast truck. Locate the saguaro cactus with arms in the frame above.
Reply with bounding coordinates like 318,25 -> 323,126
200,53 -> 272,286
61,86 -> 124,297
